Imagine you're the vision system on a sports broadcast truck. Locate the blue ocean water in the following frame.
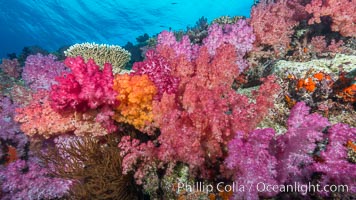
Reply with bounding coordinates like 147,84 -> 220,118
0,0 -> 254,58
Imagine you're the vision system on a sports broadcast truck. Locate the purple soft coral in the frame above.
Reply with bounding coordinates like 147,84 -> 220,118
225,129 -> 278,200
22,53 -> 68,91
203,20 -> 255,72
0,97 -> 28,157
0,159 -> 72,200
273,102 -> 330,184
313,123 -> 356,195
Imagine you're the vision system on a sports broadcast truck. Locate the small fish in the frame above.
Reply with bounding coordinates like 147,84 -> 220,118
171,2 -> 177,4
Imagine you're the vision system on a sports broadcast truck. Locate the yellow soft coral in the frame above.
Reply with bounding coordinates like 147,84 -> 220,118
113,74 -> 157,131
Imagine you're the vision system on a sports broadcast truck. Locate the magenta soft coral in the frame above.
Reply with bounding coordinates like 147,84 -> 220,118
225,129 -> 278,200
313,123 -> 356,195
132,50 -> 180,100
50,56 -> 118,111
203,20 -> 255,72
272,102 -> 330,184
0,97 -> 28,157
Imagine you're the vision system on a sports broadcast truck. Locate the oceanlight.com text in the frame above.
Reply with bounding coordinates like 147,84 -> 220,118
176,182 -> 349,195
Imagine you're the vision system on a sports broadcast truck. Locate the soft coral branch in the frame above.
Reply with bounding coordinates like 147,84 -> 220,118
50,56 -> 117,111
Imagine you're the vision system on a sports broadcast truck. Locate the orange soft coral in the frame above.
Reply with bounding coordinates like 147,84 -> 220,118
15,91 -> 109,138
296,72 -> 333,93
297,77 -> 316,92
113,74 -> 157,131
340,84 -> 356,103
5,145 -> 18,165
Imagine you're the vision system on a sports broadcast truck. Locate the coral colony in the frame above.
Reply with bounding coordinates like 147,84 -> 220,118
0,0 -> 355,199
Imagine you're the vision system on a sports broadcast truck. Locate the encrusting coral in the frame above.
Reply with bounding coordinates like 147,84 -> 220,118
64,42 -> 131,73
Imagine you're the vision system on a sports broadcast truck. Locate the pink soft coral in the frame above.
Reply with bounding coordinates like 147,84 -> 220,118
15,90 -> 111,138
132,50 -> 180,100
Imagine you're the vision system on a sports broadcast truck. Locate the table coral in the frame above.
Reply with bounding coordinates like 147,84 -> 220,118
64,42 -> 131,74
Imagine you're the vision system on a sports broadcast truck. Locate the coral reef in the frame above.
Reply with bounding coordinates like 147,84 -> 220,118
0,0 -> 355,199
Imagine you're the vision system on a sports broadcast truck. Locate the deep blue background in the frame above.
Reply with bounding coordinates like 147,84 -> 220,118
0,0 -> 253,58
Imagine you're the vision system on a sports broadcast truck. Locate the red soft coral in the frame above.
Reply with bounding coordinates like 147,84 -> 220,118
250,1 -> 299,51
0,58 -> 21,78
50,56 -> 118,111
306,0 -> 356,37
